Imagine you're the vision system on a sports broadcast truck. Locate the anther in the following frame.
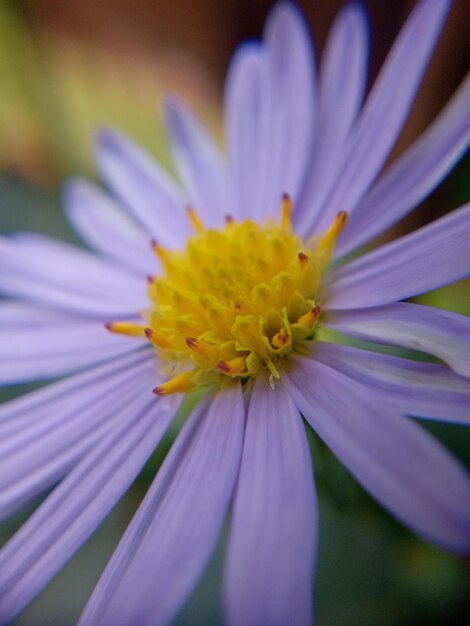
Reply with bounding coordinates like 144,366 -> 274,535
187,206 -> 205,233
298,251 -> 309,266
218,357 -> 246,375
153,371 -> 194,396
151,239 -> 168,261
281,192 -> 292,229
225,214 -> 234,224
271,328 -> 290,349
145,328 -> 171,348
105,322 -> 147,337
298,305 -> 321,328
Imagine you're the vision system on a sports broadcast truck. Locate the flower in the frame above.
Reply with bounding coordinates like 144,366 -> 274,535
1,0 -> 470,623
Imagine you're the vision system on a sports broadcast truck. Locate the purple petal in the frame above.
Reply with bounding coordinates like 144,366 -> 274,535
312,342 -> 470,424
224,377 -> 317,626
0,233 -> 147,317
295,2 -> 368,236
0,306 -> 145,384
0,350 -> 156,520
224,43 -> 265,219
337,73 -> 470,257
312,0 -> 452,234
64,178 -> 156,275
286,356 -> 470,552
324,301 -> 470,378
165,98 -> 230,226
95,129 -> 191,247
255,2 -> 316,220
326,204 -> 470,310
0,393 -> 180,624
79,382 -> 245,626
225,3 -> 315,223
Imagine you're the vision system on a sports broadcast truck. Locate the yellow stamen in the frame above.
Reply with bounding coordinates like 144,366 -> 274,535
317,211 -> 348,260
151,240 -> 168,262
271,327 -> 290,349
153,371 -> 194,396
145,328 -> 172,349
298,305 -> 321,328
105,322 -> 147,337
218,357 -> 247,376
281,192 -> 292,229
187,206 -> 205,233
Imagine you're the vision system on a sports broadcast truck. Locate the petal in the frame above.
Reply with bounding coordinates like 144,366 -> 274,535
255,2 -> 316,221
0,233 -> 147,317
0,305 -> 146,385
224,43 -> 265,219
0,393 -> 180,624
312,342 -> 470,424
64,178 -> 156,275
95,129 -> 191,247
337,73 -> 470,257
286,356 -> 470,552
312,0 -> 452,234
0,350 -> 156,520
224,377 -> 317,626
295,2 -> 368,236
225,3 -> 316,223
80,381 -> 245,626
326,204 -> 470,309
165,98 -> 230,226
323,301 -> 470,378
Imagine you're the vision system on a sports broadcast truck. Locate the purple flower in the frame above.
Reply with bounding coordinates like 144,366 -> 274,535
1,0 -> 470,624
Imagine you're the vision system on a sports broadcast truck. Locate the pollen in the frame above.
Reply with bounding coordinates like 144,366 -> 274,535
107,197 -> 347,394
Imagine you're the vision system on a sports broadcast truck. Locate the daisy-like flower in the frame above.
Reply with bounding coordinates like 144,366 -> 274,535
1,0 -> 470,624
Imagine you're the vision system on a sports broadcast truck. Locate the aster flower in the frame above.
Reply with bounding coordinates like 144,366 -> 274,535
1,0 -> 470,623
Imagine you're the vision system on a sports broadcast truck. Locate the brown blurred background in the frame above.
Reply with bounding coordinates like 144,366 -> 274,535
1,0 -> 469,183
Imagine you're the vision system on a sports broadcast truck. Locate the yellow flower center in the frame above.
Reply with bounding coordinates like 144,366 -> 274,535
107,196 -> 346,395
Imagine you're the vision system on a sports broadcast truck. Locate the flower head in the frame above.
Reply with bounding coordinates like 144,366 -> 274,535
1,1 -> 470,624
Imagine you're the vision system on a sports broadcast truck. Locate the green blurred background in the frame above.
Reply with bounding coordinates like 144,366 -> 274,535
0,0 -> 469,624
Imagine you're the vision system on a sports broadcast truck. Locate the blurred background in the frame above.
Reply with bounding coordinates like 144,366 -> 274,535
0,0 -> 469,624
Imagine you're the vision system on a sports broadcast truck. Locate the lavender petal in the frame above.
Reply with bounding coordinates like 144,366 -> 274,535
224,377 -> 317,626
64,178 -> 156,275
326,203 -> 470,310
286,356 -> 470,552
95,129 -> 191,247
312,0 -> 452,235
312,341 -> 470,423
80,381 -> 244,626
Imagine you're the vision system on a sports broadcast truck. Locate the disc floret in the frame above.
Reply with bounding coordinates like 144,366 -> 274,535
107,198 -> 347,394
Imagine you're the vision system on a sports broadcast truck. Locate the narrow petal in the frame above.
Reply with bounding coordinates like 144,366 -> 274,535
0,350 -> 156,520
255,2 -> 316,220
224,377 -> 317,626
323,301 -> 470,378
312,0 -> 452,234
224,43 -> 265,219
337,74 -> 470,257
95,129 -> 191,247
0,310 -> 145,385
165,98 -> 230,226
286,356 -> 470,552
326,204 -> 470,310
80,382 -> 245,626
0,233 -> 147,317
0,394 -> 180,625
312,342 -> 470,423
64,178 -> 156,275
295,3 -> 368,235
